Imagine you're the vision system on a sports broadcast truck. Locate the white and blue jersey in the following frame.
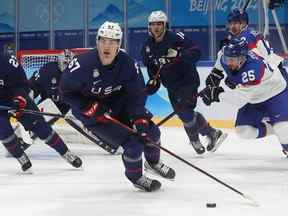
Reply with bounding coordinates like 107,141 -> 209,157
216,52 -> 288,126
216,52 -> 286,104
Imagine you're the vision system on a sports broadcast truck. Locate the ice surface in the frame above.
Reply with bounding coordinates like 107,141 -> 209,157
1,127 -> 288,216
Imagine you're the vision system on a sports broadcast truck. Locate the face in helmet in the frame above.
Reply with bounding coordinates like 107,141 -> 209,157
58,49 -> 75,71
148,10 -> 168,41
223,38 -> 248,72
96,21 -> 123,65
227,9 -> 248,36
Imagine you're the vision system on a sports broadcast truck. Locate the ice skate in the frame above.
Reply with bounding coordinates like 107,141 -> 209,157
17,153 -> 32,173
133,175 -> 161,192
190,140 -> 205,154
144,160 -> 175,180
62,150 -> 83,168
206,129 -> 228,152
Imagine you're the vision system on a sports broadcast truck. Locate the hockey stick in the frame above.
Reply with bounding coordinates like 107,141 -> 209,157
242,0 -> 252,12
0,105 -> 67,119
156,87 -> 207,127
0,105 -> 118,154
104,114 -> 259,206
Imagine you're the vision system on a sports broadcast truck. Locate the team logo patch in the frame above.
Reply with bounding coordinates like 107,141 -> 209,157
146,46 -> 150,53
51,77 -> 57,84
93,69 -> 100,78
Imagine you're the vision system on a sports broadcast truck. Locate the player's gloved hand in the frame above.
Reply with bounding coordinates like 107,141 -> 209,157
158,48 -> 181,66
205,68 -> 224,87
199,86 -> 224,106
146,78 -> 161,95
224,78 -> 237,89
11,96 -> 27,118
133,118 -> 150,138
82,101 -> 108,119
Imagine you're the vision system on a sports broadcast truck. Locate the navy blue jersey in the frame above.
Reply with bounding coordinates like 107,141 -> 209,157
141,31 -> 201,92
60,48 -> 147,120
29,62 -> 70,114
0,55 -> 30,101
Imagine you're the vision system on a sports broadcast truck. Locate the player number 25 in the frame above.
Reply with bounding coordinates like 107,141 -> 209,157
242,70 -> 256,83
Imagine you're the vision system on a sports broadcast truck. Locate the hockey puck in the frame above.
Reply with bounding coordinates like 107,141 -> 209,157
206,203 -> 216,208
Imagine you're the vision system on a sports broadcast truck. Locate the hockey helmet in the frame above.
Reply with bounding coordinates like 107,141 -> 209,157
148,10 -> 169,37
223,38 -> 248,69
97,21 -> 123,46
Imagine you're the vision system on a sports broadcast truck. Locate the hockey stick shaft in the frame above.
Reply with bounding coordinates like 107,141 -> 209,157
243,0 -> 252,11
0,105 -> 118,154
104,114 -> 258,205
156,87 -> 205,127
0,105 -> 67,119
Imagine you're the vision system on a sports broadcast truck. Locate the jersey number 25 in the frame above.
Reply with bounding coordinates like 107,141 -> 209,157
242,70 -> 256,83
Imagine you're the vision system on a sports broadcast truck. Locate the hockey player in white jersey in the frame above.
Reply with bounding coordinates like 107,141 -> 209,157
200,38 -> 288,157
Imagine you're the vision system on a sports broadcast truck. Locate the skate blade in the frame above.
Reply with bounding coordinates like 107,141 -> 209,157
209,133 -> 228,153
22,167 -> 33,175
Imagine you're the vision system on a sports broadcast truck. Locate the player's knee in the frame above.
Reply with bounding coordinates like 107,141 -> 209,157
122,140 -> 143,159
30,120 -> 53,140
147,121 -> 161,143
235,125 -> 258,139
273,121 -> 288,144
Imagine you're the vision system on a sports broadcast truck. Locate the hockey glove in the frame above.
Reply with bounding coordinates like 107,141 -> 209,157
157,48 -> 181,66
224,78 -> 237,89
11,96 -> 27,118
146,79 -> 161,95
205,68 -> 225,87
199,86 -> 224,106
133,118 -> 150,138
82,101 -> 109,120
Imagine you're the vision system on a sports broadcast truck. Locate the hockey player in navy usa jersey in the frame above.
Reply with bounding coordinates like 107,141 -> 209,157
29,49 -> 74,115
200,38 -> 288,157
60,21 -> 175,192
0,54 -> 82,172
141,10 -> 227,155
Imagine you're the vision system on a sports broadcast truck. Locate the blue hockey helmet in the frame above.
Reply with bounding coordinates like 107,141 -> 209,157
227,9 -> 249,25
223,38 -> 248,70
227,9 -> 242,23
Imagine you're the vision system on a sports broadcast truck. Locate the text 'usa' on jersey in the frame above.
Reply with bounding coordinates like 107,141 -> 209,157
59,48 -> 147,118
0,55 -> 30,100
141,30 -> 201,89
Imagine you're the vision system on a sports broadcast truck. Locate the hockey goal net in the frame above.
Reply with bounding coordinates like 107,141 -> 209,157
17,48 -> 94,146
17,48 -> 91,76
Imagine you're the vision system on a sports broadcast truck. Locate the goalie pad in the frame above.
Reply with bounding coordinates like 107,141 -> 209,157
13,122 -> 33,145
37,98 -> 61,121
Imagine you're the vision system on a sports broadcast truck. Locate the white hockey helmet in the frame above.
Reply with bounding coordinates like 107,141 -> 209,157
97,21 -> 123,46
148,10 -> 168,24
148,10 -> 168,37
